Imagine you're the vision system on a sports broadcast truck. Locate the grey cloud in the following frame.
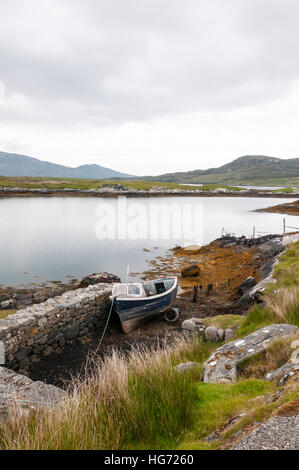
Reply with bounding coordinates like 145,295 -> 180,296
0,0 -> 299,126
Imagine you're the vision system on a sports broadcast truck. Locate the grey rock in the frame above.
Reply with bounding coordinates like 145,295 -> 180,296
0,366 -> 66,418
224,328 -> 235,341
265,362 -> 299,386
204,324 -> 298,383
217,328 -> 225,341
181,319 -> 197,331
205,326 -> 219,342
238,277 -> 257,296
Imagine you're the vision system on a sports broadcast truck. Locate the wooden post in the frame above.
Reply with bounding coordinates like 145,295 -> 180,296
193,285 -> 198,303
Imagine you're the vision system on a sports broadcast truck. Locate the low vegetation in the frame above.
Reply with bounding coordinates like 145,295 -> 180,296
0,242 -> 298,450
0,309 -> 16,320
0,175 -> 243,192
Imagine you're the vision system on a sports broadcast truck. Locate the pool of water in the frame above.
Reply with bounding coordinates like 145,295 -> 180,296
0,196 -> 297,286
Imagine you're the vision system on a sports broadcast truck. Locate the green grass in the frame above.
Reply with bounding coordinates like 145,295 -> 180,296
0,309 -> 17,320
177,379 -> 274,450
272,187 -> 295,193
201,314 -> 244,330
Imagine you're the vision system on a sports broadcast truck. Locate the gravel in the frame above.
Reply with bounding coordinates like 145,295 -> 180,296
231,416 -> 299,450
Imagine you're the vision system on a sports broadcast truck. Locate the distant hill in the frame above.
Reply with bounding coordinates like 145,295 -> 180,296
0,151 -> 134,179
143,155 -> 299,186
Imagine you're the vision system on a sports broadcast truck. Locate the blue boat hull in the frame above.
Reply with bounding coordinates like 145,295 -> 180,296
115,283 -> 178,333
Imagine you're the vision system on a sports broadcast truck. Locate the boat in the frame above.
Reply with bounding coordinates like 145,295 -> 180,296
110,276 -> 178,333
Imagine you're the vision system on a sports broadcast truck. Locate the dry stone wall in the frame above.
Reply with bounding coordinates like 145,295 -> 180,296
0,283 -> 112,370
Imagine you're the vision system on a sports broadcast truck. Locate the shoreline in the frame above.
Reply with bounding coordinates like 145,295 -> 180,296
1,187 -> 299,198
257,199 -> 299,216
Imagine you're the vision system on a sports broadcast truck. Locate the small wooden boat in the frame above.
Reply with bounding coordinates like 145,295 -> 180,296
110,277 -> 178,333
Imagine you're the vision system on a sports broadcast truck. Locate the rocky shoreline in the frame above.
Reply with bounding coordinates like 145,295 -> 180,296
257,199 -> 299,216
1,186 -> 299,198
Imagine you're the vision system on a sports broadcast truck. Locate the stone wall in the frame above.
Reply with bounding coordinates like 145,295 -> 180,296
0,283 -> 112,370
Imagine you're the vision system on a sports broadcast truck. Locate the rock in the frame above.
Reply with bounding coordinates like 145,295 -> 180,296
291,339 -> 299,350
181,265 -> 200,278
265,362 -> 299,386
174,362 -> 201,373
0,366 -> 66,419
225,328 -> 234,341
238,277 -> 257,296
217,328 -> 224,341
1,299 -> 15,309
204,324 -> 298,383
79,272 -> 120,288
205,326 -> 219,342
290,347 -> 299,365
181,319 -> 197,331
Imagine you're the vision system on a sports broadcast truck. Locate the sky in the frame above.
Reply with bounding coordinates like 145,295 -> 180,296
0,0 -> 299,176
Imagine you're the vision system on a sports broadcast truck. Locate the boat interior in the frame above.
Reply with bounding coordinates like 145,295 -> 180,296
111,278 -> 176,299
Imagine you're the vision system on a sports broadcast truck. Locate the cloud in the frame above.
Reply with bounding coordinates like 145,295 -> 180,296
0,0 -> 299,172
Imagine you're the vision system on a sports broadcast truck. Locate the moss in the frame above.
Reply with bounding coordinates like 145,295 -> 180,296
0,309 -> 17,320
202,314 -> 244,330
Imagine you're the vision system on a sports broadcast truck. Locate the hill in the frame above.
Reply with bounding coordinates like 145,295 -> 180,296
0,151 -> 133,179
144,155 -> 299,186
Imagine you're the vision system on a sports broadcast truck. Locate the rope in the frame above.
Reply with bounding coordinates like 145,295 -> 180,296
98,297 -> 115,348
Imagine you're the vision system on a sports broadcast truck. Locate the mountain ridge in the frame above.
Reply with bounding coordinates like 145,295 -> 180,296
0,151 -> 133,179
142,155 -> 299,185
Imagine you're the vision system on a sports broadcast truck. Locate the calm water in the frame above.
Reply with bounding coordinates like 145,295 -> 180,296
0,196 -> 298,286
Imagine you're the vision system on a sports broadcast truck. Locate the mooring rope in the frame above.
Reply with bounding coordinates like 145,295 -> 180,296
98,297 -> 115,348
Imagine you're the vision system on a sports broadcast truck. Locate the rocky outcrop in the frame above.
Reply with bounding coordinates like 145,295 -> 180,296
78,272 -> 120,288
0,283 -> 113,370
203,324 -> 298,384
0,366 -> 65,419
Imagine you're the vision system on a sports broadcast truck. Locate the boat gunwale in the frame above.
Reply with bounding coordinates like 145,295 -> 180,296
114,276 -> 178,302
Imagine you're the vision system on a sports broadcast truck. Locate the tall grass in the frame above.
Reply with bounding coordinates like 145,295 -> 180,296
0,338 -> 205,450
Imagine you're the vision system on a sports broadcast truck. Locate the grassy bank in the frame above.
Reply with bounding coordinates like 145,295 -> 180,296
0,242 -> 298,450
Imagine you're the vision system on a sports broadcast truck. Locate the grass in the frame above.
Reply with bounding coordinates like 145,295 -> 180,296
0,175 -> 243,192
200,314 -> 244,330
0,309 -> 17,320
177,379 -> 274,450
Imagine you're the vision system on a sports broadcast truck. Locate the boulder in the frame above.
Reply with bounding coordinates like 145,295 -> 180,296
238,277 -> 257,296
181,265 -> 200,278
205,326 -> 219,342
181,319 -> 197,331
217,328 -> 225,341
204,324 -> 298,383
79,272 -> 120,288
224,328 -> 234,341
0,366 -> 66,419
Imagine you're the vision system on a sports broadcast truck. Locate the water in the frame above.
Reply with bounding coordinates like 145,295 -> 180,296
0,196 -> 298,286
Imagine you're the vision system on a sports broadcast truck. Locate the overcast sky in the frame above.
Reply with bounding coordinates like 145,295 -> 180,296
0,0 -> 299,175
